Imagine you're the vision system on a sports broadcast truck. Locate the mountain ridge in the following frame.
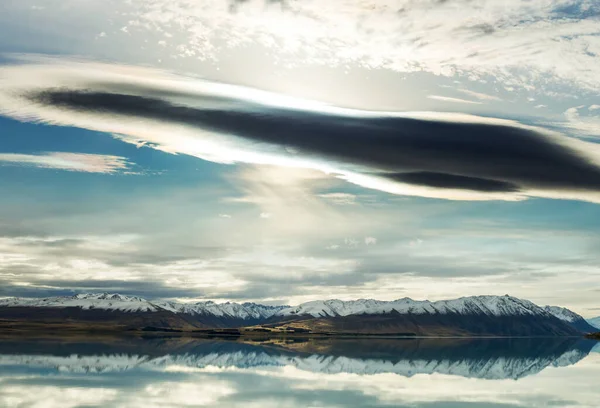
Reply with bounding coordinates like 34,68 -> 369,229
587,316 -> 600,329
0,293 -> 593,336
543,305 -> 598,333
0,292 -> 589,320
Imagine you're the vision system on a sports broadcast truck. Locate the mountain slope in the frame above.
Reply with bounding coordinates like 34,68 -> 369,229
544,306 -> 598,333
587,316 -> 600,330
0,306 -> 197,331
265,310 -> 580,336
268,295 -> 581,336
156,300 -> 287,327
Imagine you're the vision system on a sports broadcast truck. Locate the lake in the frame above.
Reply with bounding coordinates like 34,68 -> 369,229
0,336 -> 598,407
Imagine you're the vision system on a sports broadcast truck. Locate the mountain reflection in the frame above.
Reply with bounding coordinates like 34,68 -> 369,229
0,336 -> 595,380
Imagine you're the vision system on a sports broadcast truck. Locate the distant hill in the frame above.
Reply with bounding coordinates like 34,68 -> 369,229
543,306 -> 598,333
587,316 -> 600,330
0,293 -> 588,337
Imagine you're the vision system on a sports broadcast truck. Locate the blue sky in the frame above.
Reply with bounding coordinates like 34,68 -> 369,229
0,0 -> 599,315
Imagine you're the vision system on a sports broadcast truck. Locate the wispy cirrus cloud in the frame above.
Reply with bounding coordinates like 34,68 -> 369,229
0,152 -> 132,173
454,89 -> 502,102
1,58 -> 600,202
427,95 -> 482,105
317,193 -> 357,205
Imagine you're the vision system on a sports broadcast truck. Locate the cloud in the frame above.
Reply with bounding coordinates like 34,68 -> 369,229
384,172 -> 519,193
226,165 -> 362,237
0,152 -> 132,173
2,59 -> 600,203
317,193 -> 357,205
120,0 -> 600,93
364,237 -> 377,245
563,105 -> 600,137
409,238 -> 423,247
2,209 -> 600,309
427,95 -> 482,105
455,89 -> 502,102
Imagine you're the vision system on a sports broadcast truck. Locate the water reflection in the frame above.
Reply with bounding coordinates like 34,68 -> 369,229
0,336 -> 598,407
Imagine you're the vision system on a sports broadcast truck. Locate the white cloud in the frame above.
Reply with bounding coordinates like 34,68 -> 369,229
226,166 -> 357,236
364,237 -> 377,245
344,238 -> 359,247
317,192 -> 357,205
0,235 -> 249,294
218,214 -> 232,218
122,0 -> 600,93
0,152 -> 132,173
427,95 -> 482,105
409,238 -> 423,247
455,89 -> 502,102
563,105 -> 600,137
0,385 -> 117,408
126,381 -> 235,406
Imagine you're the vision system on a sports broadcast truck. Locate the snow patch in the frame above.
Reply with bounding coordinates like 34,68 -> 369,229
544,306 -> 586,323
279,295 -> 554,318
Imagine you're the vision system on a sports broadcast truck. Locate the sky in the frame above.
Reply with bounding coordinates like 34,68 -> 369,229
0,0 -> 599,316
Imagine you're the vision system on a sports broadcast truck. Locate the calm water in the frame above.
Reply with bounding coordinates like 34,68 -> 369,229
0,336 -> 598,407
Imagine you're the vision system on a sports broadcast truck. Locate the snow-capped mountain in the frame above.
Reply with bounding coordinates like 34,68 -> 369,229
278,295 -> 552,318
0,293 -> 158,312
0,293 -> 286,320
544,306 -> 584,322
0,293 -> 588,336
270,295 -> 584,336
587,316 -> 600,330
0,293 -> 577,321
543,306 -> 598,333
155,300 -> 286,320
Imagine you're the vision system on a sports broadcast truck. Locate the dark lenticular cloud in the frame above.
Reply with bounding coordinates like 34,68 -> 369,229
382,172 -> 521,192
26,88 -> 600,194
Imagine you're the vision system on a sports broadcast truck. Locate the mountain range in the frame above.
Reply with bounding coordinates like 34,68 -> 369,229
0,293 -> 597,336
